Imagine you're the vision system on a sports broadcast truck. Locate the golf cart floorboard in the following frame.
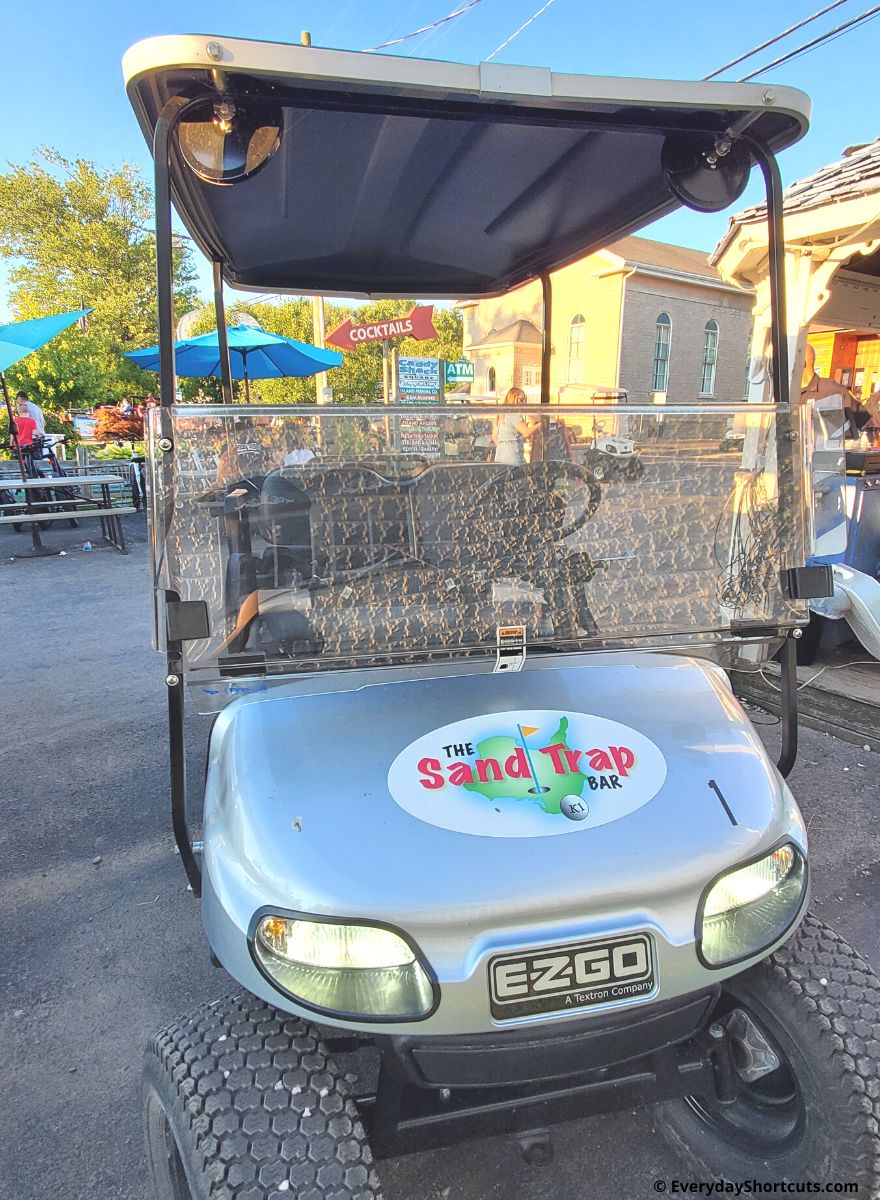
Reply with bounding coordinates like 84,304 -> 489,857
733,664 -> 880,747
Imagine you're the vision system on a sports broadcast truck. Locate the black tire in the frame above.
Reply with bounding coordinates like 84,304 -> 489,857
592,461 -> 606,481
660,914 -> 880,1190
143,991 -> 382,1200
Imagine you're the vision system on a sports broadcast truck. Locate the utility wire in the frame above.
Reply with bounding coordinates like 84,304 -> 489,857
738,3 -> 880,80
485,0 -> 557,61
703,0 -> 849,80
366,0 -> 485,52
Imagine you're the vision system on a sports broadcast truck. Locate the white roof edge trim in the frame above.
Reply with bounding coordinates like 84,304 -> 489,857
628,264 -> 754,293
122,34 -> 810,128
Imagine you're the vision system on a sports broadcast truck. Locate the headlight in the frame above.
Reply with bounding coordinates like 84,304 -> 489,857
698,844 -> 806,967
251,914 -> 436,1020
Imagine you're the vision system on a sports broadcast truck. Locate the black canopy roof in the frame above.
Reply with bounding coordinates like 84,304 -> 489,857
124,36 -> 810,298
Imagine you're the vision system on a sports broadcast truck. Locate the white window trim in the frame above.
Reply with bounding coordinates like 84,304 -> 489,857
652,314 -> 672,393
743,333 -> 752,399
699,320 -> 719,397
568,314 -> 586,385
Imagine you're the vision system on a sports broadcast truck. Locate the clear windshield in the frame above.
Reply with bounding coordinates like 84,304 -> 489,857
147,401 -> 808,698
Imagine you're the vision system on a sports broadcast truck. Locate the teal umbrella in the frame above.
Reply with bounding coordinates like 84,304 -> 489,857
127,324 -> 342,401
0,309 -> 90,372
0,309 -> 91,556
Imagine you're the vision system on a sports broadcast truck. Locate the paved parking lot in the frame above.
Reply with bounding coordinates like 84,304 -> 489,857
0,515 -> 877,1199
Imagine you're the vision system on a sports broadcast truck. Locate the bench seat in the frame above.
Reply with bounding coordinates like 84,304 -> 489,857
0,506 -> 136,524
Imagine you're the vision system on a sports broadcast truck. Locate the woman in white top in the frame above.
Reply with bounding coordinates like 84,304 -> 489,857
492,386 -> 539,465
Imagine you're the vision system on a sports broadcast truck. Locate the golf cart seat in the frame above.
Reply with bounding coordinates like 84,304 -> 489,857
410,461 -> 583,572
223,456 -> 601,661
257,470 -> 313,576
262,465 -> 410,579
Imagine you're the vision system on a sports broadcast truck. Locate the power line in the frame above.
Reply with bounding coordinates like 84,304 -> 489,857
703,0 -> 849,80
485,0 -> 557,61
366,0 -> 485,52
738,3 -> 880,79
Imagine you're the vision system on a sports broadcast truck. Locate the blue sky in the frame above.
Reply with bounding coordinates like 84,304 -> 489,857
2,0 -> 879,314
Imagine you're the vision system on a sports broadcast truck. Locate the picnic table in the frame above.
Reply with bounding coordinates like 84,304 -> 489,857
0,473 -> 136,553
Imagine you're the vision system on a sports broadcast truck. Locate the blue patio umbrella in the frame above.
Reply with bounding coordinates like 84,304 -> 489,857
126,324 -> 343,401
0,309 -> 90,373
0,308 -> 91,556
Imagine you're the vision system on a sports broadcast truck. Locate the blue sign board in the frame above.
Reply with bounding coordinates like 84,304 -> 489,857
444,359 -> 475,385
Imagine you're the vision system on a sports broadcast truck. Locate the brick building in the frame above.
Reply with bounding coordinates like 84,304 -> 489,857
457,235 -> 754,406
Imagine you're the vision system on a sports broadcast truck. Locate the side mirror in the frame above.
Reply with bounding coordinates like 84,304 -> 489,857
177,82 -> 282,185
661,133 -> 751,213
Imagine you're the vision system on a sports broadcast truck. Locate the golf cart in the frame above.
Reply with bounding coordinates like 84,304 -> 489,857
124,35 -> 880,1198
561,387 -> 644,480
719,414 -> 748,453
575,425 -> 644,481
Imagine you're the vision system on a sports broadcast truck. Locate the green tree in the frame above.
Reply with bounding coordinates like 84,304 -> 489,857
0,148 -> 197,409
173,298 -> 463,405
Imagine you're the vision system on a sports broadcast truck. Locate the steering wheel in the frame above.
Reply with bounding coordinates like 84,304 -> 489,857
473,460 -> 601,538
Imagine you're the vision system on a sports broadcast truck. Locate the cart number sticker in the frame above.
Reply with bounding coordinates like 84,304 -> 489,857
489,933 -> 655,1019
387,709 -> 666,837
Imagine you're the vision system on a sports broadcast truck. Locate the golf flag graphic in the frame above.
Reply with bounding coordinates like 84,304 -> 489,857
517,724 -> 550,795
387,709 -> 668,838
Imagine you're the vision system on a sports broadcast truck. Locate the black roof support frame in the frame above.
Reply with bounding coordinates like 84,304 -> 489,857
148,79 -> 801,886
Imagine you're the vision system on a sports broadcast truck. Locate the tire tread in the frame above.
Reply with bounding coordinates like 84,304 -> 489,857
662,914 -> 880,1193
145,992 -> 382,1200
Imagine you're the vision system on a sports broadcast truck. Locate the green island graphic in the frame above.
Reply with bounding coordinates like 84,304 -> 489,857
463,717 -> 586,815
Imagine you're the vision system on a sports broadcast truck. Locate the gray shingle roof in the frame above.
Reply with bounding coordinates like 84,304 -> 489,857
469,318 -> 543,348
712,138 -> 880,261
606,235 -> 718,280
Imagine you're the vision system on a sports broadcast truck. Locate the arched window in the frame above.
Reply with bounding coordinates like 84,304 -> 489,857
652,313 -> 671,392
700,319 -> 719,396
487,366 -> 496,393
568,314 -> 586,384
743,332 -> 752,398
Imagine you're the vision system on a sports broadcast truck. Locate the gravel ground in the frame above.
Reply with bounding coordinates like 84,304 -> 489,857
0,517 -> 877,1200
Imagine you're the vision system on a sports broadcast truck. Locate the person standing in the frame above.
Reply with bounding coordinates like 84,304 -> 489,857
12,396 -> 39,449
17,391 -> 45,436
801,343 -> 865,443
492,386 -> 539,465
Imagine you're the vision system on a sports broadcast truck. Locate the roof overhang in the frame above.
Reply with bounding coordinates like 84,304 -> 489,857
713,191 -> 880,294
123,35 -> 810,299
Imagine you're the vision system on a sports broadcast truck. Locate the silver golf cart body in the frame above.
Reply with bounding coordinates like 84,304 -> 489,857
125,38 -> 814,1040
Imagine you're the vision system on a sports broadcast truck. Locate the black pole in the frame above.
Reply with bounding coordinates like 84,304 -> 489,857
745,138 -> 799,776
535,272 -> 554,462
213,260 -> 234,404
244,357 -> 251,404
539,272 -> 552,406
1,372 -> 57,556
777,635 -> 798,778
1,375 -> 28,484
153,98 -> 201,895
154,100 -> 186,410
744,139 -> 789,408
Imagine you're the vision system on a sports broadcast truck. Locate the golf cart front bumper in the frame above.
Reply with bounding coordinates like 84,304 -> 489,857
201,652 -> 808,1038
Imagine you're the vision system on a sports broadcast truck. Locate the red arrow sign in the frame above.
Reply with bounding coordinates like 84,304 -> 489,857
325,305 -> 437,351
